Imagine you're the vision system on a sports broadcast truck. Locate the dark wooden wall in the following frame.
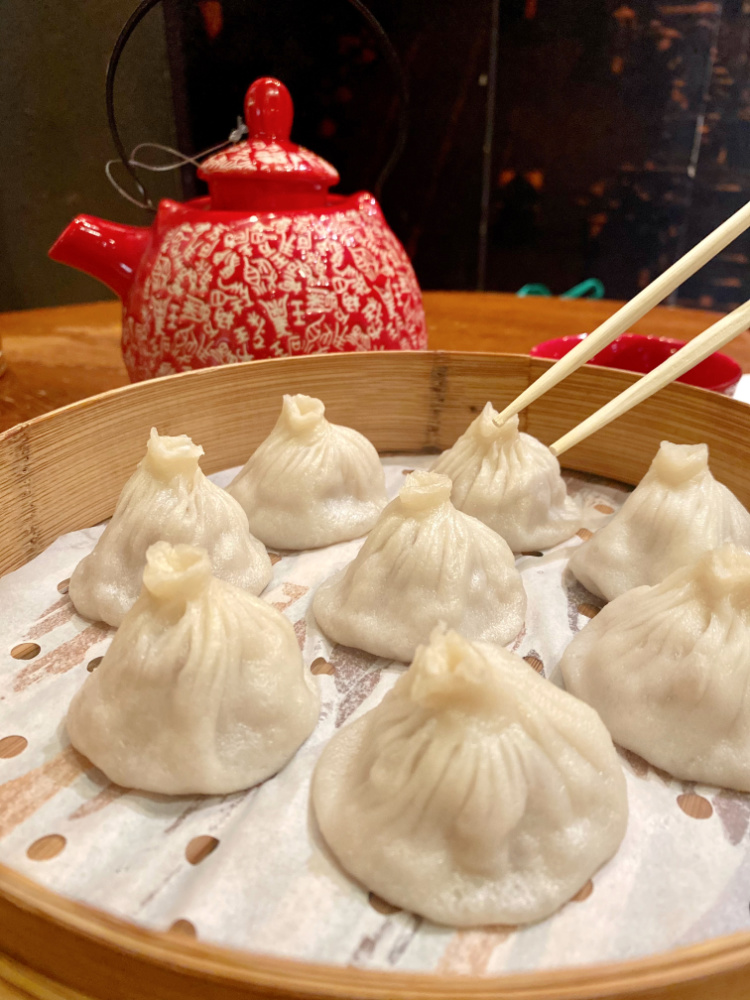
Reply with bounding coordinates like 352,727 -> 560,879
163,0 -> 750,308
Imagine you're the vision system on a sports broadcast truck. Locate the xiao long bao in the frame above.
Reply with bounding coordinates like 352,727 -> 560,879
227,394 -> 387,550
431,403 -> 581,552
570,440 -> 750,602
312,628 -> 628,926
67,542 -> 319,795
312,470 -> 527,662
69,429 -> 272,627
562,545 -> 750,792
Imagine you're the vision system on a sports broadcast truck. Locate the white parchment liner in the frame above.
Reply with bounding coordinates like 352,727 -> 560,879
1,456 -> 748,976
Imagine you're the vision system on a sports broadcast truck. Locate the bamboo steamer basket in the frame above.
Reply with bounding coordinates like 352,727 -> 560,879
1,350 -> 750,1000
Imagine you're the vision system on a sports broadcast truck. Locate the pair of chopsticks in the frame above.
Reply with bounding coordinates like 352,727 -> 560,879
495,201 -> 750,457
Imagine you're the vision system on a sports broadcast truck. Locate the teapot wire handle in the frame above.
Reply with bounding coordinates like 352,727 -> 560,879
105,0 -> 410,213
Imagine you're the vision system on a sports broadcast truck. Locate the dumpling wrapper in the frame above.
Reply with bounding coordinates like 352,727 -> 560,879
562,544 -> 750,791
312,628 -> 628,926
430,404 -> 581,552
67,542 -> 319,795
69,429 -> 272,627
313,470 -> 526,662
227,394 -> 387,550
570,440 -> 750,602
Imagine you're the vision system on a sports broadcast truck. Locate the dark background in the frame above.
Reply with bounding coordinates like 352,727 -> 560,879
3,0 -> 750,311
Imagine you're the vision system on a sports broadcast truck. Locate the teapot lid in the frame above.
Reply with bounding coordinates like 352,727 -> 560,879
198,77 -> 340,211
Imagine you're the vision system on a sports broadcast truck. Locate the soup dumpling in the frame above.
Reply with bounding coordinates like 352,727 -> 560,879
569,441 -> 750,602
312,628 -> 628,926
227,394 -> 387,550
562,544 -> 750,791
431,404 -> 581,552
67,542 -> 319,795
69,429 -> 272,627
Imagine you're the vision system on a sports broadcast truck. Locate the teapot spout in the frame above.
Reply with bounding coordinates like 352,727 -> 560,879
49,215 -> 151,301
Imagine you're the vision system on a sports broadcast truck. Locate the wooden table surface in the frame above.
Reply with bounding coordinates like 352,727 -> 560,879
0,291 -> 746,434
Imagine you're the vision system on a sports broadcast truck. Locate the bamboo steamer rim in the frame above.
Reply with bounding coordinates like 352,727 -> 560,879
1,349 -> 749,1000
4,861 -> 750,1000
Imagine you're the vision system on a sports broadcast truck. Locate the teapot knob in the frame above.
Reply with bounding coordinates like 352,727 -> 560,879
244,77 -> 293,141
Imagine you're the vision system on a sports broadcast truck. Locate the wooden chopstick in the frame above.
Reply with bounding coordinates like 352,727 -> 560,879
548,299 -> 750,457
495,200 -> 750,424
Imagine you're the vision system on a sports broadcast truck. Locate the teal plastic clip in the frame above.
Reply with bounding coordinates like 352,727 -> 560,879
516,283 -> 552,297
560,278 -> 605,299
517,278 -> 604,300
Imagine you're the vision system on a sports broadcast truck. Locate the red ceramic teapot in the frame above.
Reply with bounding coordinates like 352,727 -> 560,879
50,77 -> 427,382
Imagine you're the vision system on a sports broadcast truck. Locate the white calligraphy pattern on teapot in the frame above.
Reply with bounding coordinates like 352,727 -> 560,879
122,194 -> 425,380
202,138 -> 340,183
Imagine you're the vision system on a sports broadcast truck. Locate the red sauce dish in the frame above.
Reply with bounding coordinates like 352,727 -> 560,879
530,333 -> 742,396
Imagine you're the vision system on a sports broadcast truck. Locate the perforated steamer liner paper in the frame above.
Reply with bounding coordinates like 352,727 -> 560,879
1,457 -> 748,976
